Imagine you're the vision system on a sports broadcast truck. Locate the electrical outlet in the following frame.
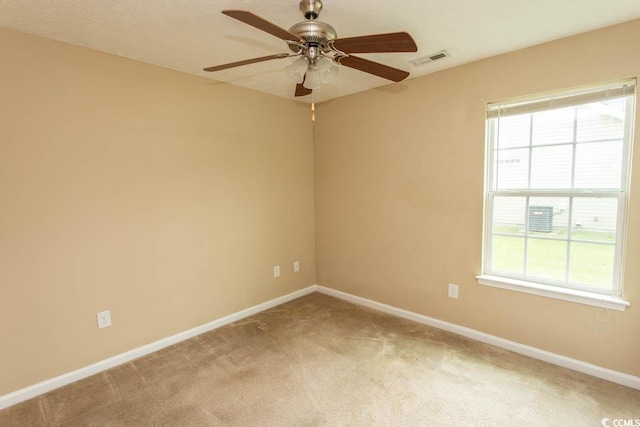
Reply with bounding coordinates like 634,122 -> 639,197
448,283 -> 459,299
273,265 -> 280,278
97,310 -> 112,329
293,261 -> 300,272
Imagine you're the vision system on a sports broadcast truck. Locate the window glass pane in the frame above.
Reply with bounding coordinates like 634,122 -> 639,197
569,242 -> 615,288
527,238 -> 567,282
528,197 -> 569,236
491,235 -> 524,274
495,148 -> 529,189
576,98 -> 626,142
493,197 -> 526,236
574,141 -> 623,188
497,115 -> 530,148
532,107 -> 574,145
530,145 -> 572,188
571,198 -> 617,243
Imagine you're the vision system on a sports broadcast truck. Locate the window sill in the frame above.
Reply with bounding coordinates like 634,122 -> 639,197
476,275 -> 630,311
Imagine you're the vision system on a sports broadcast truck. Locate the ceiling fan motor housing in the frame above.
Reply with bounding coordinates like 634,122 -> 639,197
288,20 -> 337,53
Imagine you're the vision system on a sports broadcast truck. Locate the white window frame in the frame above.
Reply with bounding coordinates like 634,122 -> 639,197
477,80 -> 635,311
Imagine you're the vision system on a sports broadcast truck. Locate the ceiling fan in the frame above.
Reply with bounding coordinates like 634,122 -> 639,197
203,0 -> 418,98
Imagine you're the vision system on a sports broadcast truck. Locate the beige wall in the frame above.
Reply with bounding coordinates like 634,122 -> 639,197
0,27 -> 316,395
315,19 -> 640,376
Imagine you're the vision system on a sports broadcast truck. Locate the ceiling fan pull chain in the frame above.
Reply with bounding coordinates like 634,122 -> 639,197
311,101 -> 316,122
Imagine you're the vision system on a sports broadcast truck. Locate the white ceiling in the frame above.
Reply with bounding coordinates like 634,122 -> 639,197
2,0 -> 640,103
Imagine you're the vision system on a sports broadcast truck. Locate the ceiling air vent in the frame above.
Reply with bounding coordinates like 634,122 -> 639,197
410,50 -> 450,67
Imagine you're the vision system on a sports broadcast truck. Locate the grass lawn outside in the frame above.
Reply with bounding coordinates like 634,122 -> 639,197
491,226 -> 615,289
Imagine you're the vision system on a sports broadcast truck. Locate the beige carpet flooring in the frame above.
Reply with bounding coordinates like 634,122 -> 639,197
1,292 -> 639,426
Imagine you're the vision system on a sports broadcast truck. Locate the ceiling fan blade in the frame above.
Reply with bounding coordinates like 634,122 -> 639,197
332,32 -> 417,54
339,55 -> 410,82
203,53 -> 290,72
222,10 -> 304,43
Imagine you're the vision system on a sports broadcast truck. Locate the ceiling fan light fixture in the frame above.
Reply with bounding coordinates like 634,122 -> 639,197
285,57 -> 308,84
303,67 -> 322,90
317,57 -> 339,83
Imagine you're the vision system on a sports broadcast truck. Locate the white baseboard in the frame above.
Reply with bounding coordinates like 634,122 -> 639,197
2,284 -> 638,412
314,285 -> 640,391
0,285 -> 317,411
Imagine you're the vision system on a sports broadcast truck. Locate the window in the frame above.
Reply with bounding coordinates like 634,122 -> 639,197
479,80 -> 635,311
